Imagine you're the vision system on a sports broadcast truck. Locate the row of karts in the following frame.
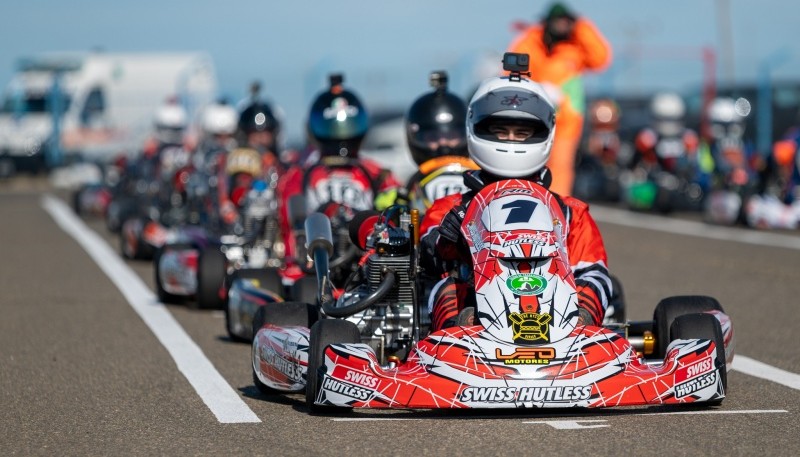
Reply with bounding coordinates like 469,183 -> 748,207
73,69 -> 735,414
80,150 -> 735,412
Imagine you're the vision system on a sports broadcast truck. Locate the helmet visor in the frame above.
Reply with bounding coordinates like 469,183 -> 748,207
408,125 -> 467,153
470,89 -> 555,144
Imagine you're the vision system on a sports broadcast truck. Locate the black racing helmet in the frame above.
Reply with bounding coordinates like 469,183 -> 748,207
238,100 -> 280,136
307,74 -> 369,158
405,71 -> 468,166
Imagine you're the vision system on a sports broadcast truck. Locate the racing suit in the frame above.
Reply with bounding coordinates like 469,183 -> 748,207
508,18 -> 612,196
420,170 -> 612,330
276,155 -> 400,281
405,156 -> 479,214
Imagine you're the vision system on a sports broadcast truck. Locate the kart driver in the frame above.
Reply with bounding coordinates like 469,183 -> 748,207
404,70 -> 478,213
420,69 -> 612,330
277,74 -> 399,278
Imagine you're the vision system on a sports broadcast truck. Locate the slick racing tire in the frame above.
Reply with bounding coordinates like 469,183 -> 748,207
251,302 -> 315,395
195,247 -> 227,310
120,226 -> 138,260
290,275 -> 319,305
654,295 -> 724,358
154,243 -> 193,304
251,301 -> 314,338
106,198 -> 136,234
305,319 -> 360,414
226,268 -> 285,343
71,188 -> 84,215
670,313 -> 727,401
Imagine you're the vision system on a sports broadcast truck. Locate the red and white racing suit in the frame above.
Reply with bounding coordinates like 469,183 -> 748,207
420,170 -> 612,330
276,156 -> 399,280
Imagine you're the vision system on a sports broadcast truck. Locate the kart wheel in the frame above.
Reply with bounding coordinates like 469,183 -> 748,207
106,199 -> 135,234
251,302 -> 315,395
196,247 -> 226,310
290,275 -> 319,305
305,319 -> 360,414
670,313 -> 727,399
72,188 -> 84,215
604,275 -> 626,324
251,301 -> 314,337
225,268 -> 284,342
120,228 -> 138,260
154,244 -> 193,304
654,296 -> 724,358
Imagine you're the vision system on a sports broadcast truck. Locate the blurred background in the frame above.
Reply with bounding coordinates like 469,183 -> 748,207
2,0 -> 799,191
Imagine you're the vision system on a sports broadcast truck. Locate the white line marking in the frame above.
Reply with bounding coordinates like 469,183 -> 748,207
646,409 -> 788,416
733,355 -> 800,391
333,410 -> 787,425
331,418 -> 422,422
42,195 -> 260,424
590,205 -> 800,250
523,420 -> 609,429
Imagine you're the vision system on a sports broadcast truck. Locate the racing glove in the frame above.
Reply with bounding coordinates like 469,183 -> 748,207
374,189 -> 399,211
438,204 -> 467,244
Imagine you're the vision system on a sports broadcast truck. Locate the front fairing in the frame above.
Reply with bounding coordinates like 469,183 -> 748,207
460,179 -> 580,345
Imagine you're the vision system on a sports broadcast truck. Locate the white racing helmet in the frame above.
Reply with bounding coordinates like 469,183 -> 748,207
650,92 -> 685,120
466,76 -> 556,178
201,103 -> 239,136
154,103 -> 188,143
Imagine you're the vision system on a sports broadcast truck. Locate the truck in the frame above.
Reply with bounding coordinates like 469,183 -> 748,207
0,51 -> 217,176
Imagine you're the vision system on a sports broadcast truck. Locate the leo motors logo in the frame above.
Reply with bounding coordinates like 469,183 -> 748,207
506,273 -> 547,296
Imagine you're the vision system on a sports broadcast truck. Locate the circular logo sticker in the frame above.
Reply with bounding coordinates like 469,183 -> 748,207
506,273 -> 547,296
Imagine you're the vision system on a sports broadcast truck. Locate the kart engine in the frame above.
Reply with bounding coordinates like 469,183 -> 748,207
240,181 -> 282,267
347,214 -> 418,361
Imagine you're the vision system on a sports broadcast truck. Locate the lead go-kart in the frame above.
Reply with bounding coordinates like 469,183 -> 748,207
252,179 -> 734,411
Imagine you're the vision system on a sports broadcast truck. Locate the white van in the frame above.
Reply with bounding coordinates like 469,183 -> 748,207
0,51 -> 217,175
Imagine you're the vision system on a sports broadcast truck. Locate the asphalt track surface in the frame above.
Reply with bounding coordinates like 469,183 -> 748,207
2,176 -> 799,456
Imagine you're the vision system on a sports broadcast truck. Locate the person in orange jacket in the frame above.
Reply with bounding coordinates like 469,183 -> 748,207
507,2 -> 612,195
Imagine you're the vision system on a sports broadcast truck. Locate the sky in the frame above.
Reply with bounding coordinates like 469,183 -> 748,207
2,0 -> 798,142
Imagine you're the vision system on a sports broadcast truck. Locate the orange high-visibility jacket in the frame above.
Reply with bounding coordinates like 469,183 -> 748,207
508,18 -> 612,195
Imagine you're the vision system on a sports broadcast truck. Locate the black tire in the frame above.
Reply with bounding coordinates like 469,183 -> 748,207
106,199 -> 135,234
196,247 -> 227,310
654,295 -> 724,358
72,188 -> 84,215
226,268 -> 284,342
291,275 -> 319,305
120,226 -> 138,260
305,319 -> 360,413
251,302 -> 315,395
605,275 -> 626,324
670,313 -> 728,397
153,243 -> 194,304
251,301 -> 314,337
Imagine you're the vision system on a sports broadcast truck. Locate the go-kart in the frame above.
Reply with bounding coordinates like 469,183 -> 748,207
156,177 -> 286,313
252,179 -> 733,411
225,193 -> 363,342
230,158 -> 386,341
